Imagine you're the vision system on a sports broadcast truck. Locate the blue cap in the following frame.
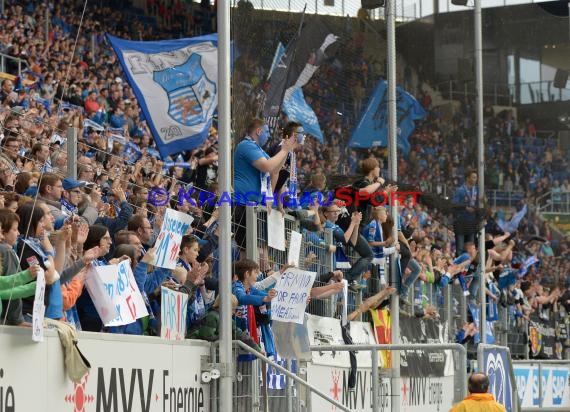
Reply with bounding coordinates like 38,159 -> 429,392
62,177 -> 86,191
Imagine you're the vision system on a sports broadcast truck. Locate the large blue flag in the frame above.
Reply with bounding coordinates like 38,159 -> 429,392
348,80 -> 426,154
107,34 -> 218,158
282,88 -> 324,143
468,302 -> 495,344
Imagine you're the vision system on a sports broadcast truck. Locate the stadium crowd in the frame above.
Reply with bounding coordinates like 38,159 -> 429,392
0,0 -> 567,359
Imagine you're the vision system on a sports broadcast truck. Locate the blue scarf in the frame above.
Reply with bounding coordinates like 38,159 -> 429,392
60,197 -> 78,215
19,236 -> 49,261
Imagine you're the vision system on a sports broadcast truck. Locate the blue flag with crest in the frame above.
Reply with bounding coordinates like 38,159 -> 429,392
107,34 -> 218,158
282,88 -> 324,143
348,79 -> 426,154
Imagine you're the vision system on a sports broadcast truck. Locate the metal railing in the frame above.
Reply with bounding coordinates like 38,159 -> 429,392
245,205 -> 466,327
487,190 -> 525,209
536,191 -> 570,214
434,79 -> 570,106
311,343 -> 468,411
435,79 -> 513,106
233,340 -> 352,412
226,341 -> 468,412
0,53 -> 28,77
511,360 -> 570,412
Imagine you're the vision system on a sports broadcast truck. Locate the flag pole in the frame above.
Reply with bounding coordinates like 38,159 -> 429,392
386,1 -> 401,412
265,5 -> 306,137
217,1 -> 233,411
277,4 -> 306,105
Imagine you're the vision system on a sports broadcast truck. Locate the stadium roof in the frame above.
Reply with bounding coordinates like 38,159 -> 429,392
243,0 -> 559,20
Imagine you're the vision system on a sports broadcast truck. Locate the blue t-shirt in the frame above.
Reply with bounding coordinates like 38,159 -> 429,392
363,220 -> 384,259
233,139 -> 269,205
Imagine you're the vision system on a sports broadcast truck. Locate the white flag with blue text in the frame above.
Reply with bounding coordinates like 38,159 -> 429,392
107,34 -> 218,158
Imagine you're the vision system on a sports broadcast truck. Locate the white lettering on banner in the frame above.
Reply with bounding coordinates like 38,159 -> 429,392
125,44 -> 214,75
514,364 -> 570,408
0,328 -> 210,411
271,268 -> 316,324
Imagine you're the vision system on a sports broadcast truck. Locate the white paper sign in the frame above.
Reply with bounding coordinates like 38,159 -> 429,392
271,268 -> 316,324
86,260 -> 149,326
160,287 -> 189,341
287,230 -> 302,266
267,211 -> 285,251
32,267 -> 46,342
341,279 -> 348,326
153,209 -> 194,269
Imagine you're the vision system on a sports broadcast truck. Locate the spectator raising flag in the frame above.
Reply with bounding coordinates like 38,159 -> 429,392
263,17 -> 339,142
348,79 -> 427,154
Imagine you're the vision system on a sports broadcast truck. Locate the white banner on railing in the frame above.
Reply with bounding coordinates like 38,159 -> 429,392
306,313 -> 376,368
307,364 -> 454,412
514,363 -> 570,408
0,327 -> 210,412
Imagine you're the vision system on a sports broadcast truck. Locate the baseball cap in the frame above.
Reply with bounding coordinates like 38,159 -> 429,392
62,177 -> 86,191
114,77 -> 122,83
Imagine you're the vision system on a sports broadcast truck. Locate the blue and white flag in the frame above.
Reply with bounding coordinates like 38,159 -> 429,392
518,255 -> 539,277
468,302 -> 495,344
267,354 -> 297,390
282,88 -> 324,143
497,204 -> 528,233
107,34 -> 218,159
348,80 -> 426,154
146,147 -> 162,159
123,141 -> 142,164
83,118 -> 105,131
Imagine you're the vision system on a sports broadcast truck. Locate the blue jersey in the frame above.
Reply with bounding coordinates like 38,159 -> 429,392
363,220 -> 384,259
233,138 -> 270,205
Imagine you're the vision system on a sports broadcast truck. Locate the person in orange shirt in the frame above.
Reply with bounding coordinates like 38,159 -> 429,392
450,373 -> 507,412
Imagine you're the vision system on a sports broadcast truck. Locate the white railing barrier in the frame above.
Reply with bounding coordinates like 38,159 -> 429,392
309,342 -> 467,412
512,360 -> 570,412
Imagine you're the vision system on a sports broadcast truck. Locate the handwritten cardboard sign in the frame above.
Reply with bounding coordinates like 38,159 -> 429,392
86,260 -> 148,326
271,268 -> 316,324
160,287 -> 189,340
153,209 -> 194,269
